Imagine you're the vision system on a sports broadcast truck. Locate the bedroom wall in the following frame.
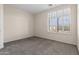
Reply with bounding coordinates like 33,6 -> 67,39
34,5 -> 77,45
4,5 -> 34,42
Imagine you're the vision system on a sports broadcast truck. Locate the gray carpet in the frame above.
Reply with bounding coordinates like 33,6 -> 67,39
0,37 -> 78,55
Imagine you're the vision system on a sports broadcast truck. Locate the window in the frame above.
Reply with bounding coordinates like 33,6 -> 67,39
48,8 -> 70,32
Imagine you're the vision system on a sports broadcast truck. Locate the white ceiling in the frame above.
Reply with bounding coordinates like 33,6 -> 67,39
11,4 -> 60,14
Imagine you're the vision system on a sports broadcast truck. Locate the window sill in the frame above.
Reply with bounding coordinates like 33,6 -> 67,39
48,31 -> 72,35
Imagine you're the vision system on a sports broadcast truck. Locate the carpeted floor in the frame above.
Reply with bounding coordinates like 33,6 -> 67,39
0,37 -> 78,55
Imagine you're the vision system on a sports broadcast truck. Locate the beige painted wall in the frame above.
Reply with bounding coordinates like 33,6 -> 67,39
34,5 -> 77,45
0,4 -> 4,49
4,5 -> 34,42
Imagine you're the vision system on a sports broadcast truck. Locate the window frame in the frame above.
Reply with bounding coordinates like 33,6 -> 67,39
48,8 -> 71,34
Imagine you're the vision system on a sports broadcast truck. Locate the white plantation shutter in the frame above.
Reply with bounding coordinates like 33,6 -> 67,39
48,8 -> 71,32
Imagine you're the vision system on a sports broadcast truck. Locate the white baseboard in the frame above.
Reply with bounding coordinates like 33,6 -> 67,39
34,35 -> 76,45
4,35 -> 33,43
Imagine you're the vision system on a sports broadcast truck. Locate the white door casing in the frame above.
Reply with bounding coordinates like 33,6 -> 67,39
0,4 -> 4,49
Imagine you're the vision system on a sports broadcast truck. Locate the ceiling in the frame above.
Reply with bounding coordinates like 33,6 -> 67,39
11,4 -> 60,14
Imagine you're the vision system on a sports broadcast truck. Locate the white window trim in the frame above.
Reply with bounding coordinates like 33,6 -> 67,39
47,8 -> 72,34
